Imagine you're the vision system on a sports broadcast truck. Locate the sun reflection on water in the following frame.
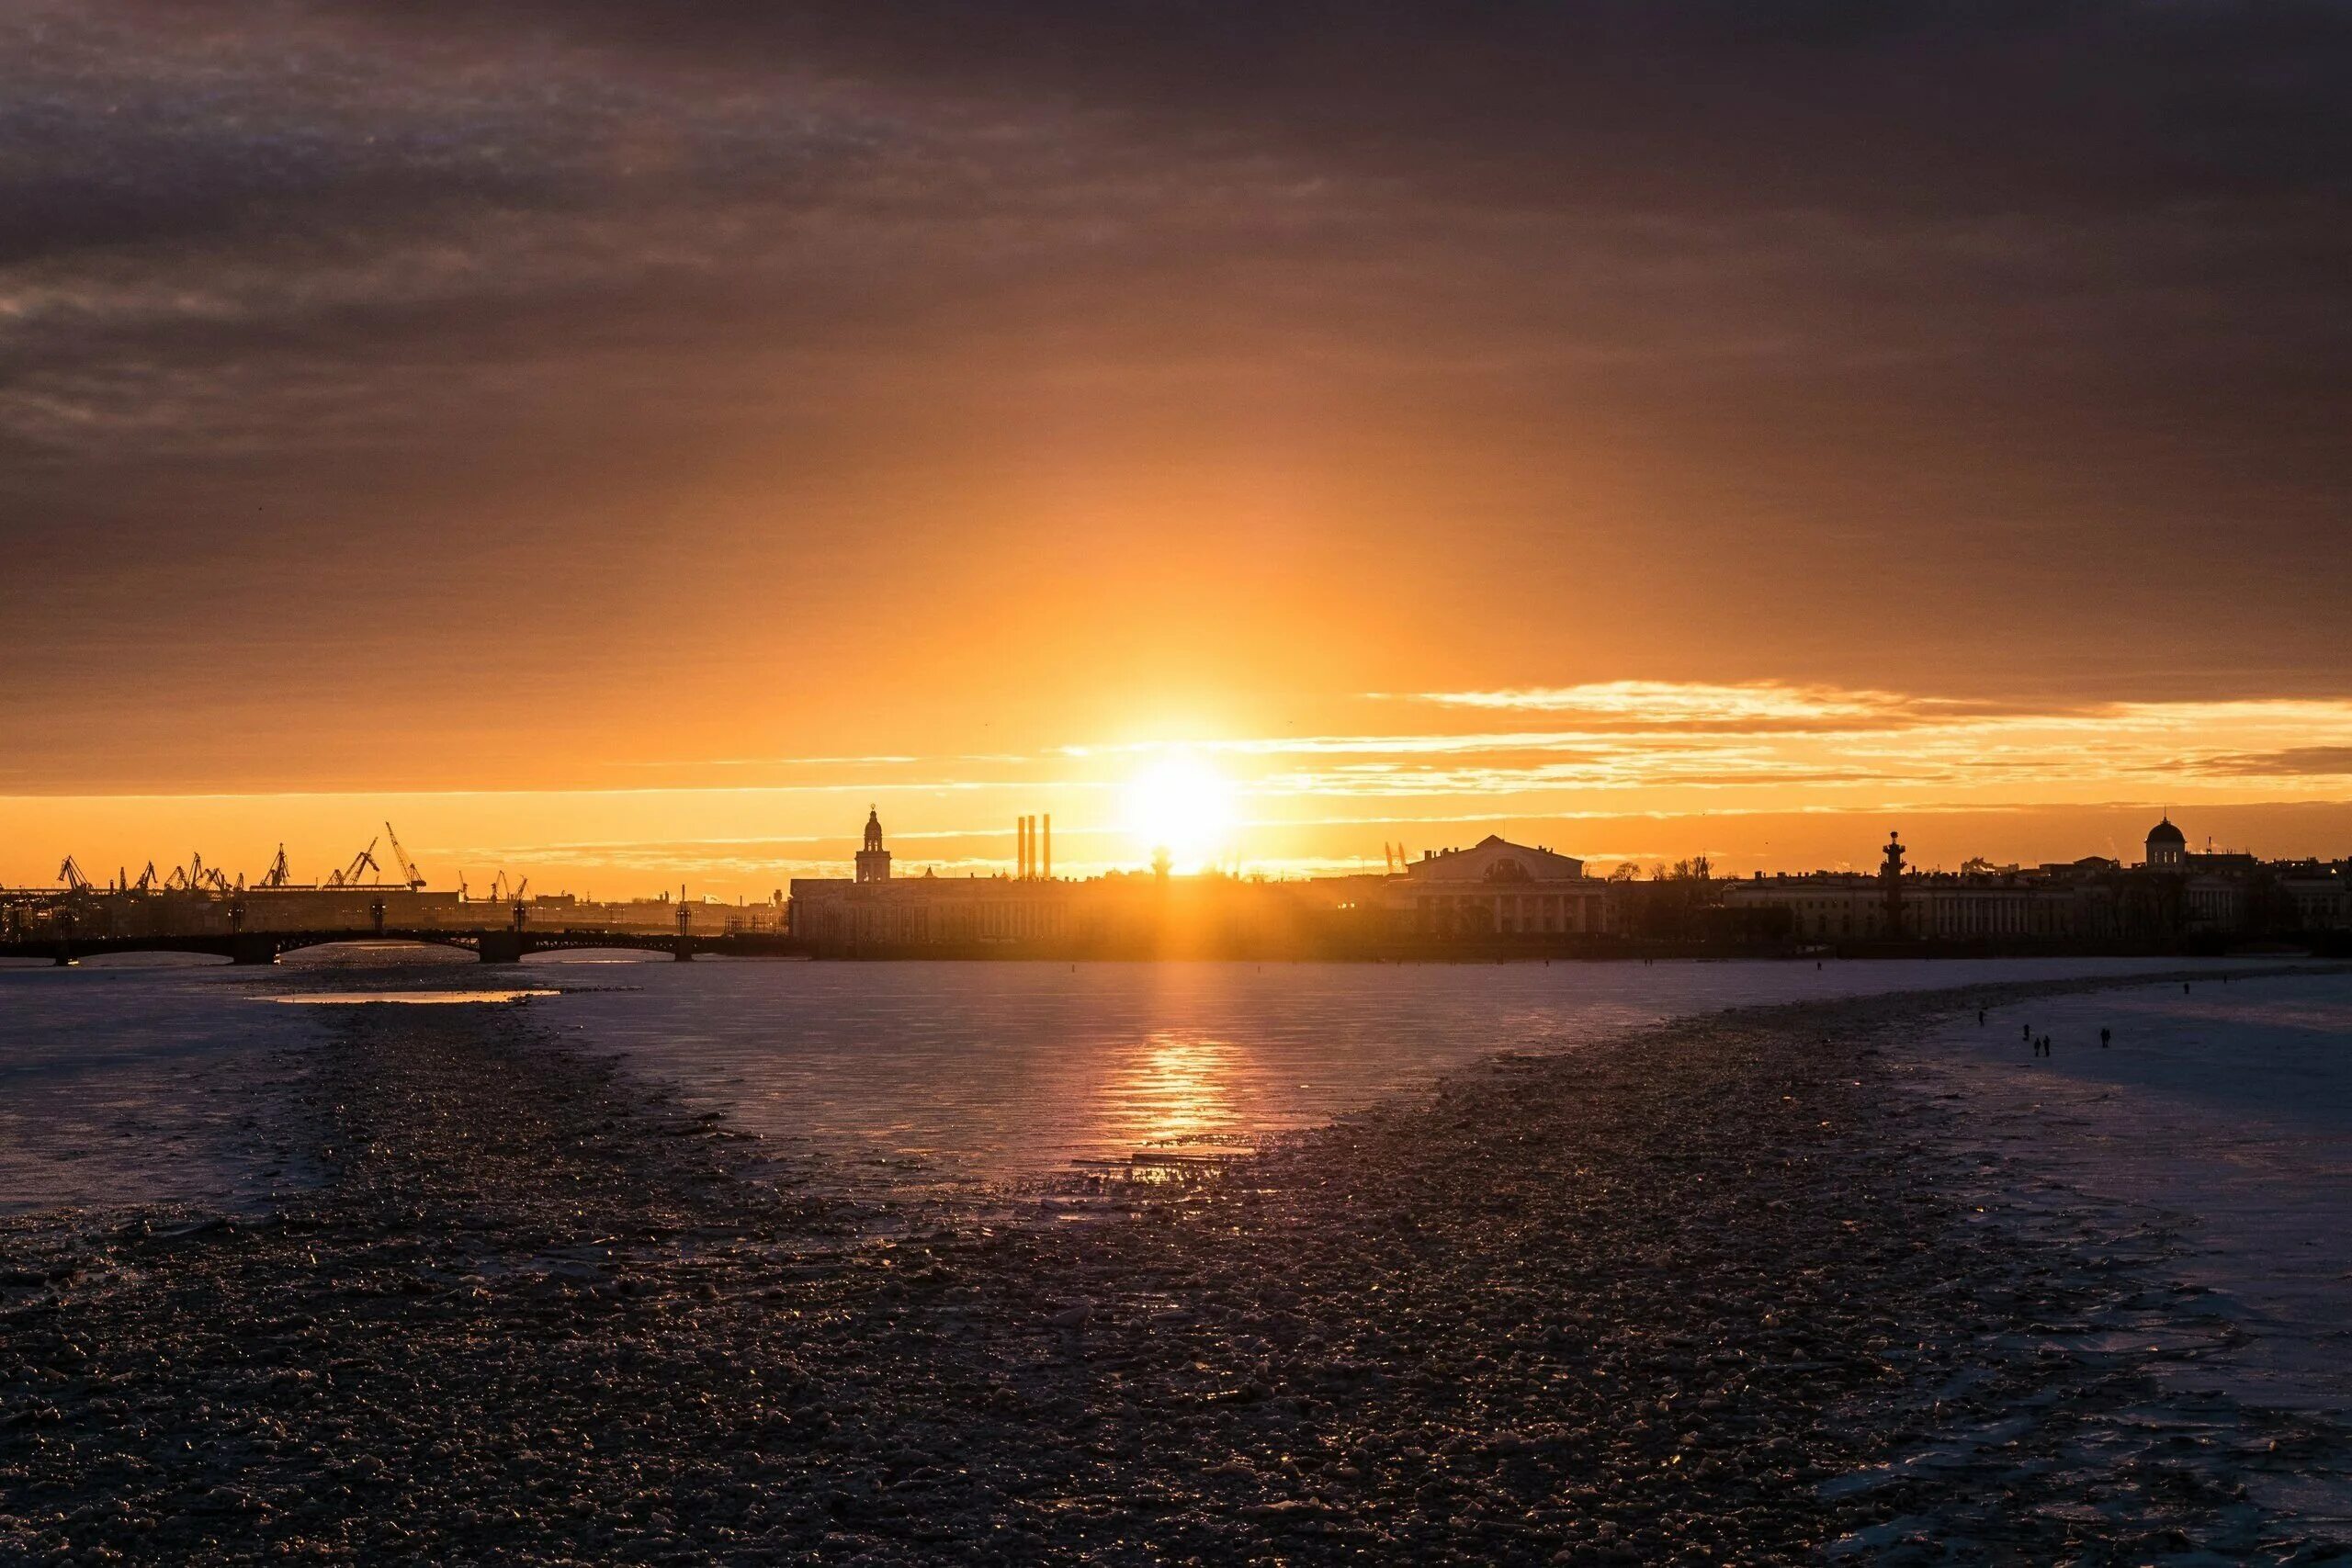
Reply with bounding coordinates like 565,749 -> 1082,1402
1107,1031 -> 1244,1151
264,990 -> 556,1005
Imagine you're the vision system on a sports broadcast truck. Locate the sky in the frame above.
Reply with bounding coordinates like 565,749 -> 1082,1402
5,2 -> 2349,895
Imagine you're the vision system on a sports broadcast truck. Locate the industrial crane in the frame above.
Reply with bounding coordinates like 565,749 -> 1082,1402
325,837 -> 380,888
259,845 -> 292,888
57,856 -> 92,893
132,862 -> 161,893
171,852 -> 226,893
382,822 -> 426,890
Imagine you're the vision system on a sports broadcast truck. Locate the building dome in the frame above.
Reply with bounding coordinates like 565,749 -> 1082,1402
2143,815 -> 2187,870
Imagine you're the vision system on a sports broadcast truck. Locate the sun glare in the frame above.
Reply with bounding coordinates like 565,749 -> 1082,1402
1124,751 -> 1237,870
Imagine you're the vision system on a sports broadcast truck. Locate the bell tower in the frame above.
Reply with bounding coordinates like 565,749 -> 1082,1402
855,807 -> 892,883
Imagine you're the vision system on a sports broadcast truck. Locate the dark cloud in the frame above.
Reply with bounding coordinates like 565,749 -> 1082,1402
322,1 -> 2352,208
2,1 -> 2349,792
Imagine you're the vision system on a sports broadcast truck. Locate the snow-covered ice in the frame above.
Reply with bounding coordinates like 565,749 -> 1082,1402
1913,969 -> 2352,1415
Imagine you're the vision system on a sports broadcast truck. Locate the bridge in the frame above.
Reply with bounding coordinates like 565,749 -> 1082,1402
0,926 -> 808,966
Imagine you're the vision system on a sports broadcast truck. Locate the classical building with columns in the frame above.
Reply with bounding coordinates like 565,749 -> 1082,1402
1378,835 -> 1606,939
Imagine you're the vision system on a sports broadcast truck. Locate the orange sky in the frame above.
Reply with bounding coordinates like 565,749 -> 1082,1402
9,683 -> 2352,896
4,5 -> 2348,893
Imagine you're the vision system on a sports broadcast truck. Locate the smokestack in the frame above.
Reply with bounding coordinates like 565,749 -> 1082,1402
1042,815 -> 1051,880
1017,816 -> 1030,879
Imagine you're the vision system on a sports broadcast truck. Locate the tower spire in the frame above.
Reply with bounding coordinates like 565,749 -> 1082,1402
855,807 -> 892,882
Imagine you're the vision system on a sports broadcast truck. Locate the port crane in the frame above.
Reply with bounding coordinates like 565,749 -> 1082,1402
259,845 -> 292,888
324,838 -> 381,888
173,852 -> 231,893
57,856 -> 92,893
382,822 -> 426,891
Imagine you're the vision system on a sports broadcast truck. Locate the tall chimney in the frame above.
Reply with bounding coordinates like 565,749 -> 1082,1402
1042,815 -> 1051,880
1015,817 -> 1025,879
1019,816 -> 1031,879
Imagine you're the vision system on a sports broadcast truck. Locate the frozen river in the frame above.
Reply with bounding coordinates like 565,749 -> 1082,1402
0,950 -> 2293,1213
1915,970 -> 2352,1416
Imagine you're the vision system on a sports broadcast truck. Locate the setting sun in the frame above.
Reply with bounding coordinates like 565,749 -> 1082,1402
1124,751 -> 1238,870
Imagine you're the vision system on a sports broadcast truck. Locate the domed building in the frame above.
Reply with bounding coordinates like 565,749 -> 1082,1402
2143,816 -> 2187,870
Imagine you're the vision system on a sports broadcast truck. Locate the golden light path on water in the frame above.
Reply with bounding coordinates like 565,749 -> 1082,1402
1105,1032 -> 1246,1154
265,990 -> 557,1005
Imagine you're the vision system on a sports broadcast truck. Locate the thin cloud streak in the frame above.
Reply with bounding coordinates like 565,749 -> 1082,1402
1381,681 -> 1990,721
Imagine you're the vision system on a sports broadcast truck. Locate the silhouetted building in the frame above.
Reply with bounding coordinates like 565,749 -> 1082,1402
1728,864 -> 2085,942
794,814 -> 1074,952
1385,836 -> 1603,939
855,807 -> 892,883
1724,815 -> 2352,945
786,819 -> 1611,954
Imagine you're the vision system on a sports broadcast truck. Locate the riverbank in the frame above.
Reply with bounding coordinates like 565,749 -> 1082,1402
2,970 -> 2345,1562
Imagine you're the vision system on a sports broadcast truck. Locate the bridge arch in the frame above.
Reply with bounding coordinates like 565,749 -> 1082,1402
273,934 -> 482,961
516,944 -> 674,963
0,947 -> 233,968
4,925 -> 798,967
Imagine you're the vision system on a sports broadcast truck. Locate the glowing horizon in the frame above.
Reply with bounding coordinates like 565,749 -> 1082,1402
7,680 -> 2349,897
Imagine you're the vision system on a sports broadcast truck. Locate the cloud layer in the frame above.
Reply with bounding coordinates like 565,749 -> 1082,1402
1,3 -> 2346,872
